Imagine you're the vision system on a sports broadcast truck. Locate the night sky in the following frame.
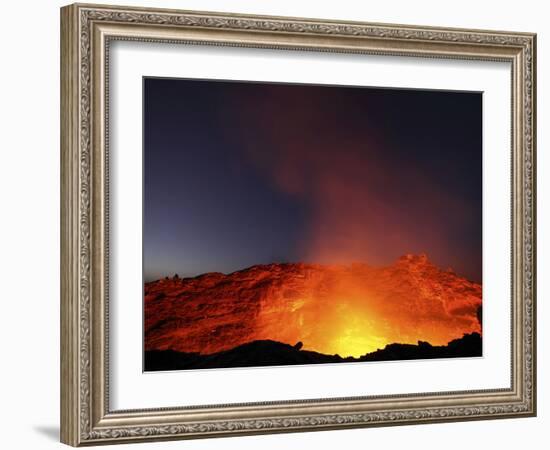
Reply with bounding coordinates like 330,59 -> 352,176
144,78 -> 482,282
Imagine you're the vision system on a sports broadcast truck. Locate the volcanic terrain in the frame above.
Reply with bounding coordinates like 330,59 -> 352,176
144,254 -> 482,369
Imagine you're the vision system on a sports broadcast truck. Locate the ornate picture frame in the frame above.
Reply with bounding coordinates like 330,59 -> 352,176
60,3 -> 536,446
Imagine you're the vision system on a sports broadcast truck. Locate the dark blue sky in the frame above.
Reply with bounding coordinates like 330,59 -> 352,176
144,78 -> 482,282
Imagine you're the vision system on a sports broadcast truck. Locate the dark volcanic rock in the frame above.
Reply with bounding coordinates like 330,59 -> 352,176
144,333 -> 482,371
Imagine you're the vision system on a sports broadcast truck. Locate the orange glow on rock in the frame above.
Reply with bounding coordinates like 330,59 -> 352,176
144,254 -> 481,358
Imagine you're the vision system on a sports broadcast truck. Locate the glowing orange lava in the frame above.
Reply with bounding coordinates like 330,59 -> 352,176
144,255 -> 481,358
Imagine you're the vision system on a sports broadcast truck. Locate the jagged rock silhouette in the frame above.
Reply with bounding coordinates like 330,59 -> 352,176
144,333 -> 482,371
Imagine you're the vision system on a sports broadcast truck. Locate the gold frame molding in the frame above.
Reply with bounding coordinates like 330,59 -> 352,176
60,3 -> 537,446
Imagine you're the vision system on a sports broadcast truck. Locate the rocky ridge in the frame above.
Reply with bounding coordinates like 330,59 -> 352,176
145,254 -> 482,357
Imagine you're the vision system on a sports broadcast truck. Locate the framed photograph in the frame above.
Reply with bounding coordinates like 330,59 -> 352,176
60,3 -> 537,446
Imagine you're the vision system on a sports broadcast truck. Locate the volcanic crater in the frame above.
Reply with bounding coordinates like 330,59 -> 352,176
144,254 -> 482,369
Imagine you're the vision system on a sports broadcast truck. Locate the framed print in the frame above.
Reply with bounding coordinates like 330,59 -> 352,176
60,3 -> 537,446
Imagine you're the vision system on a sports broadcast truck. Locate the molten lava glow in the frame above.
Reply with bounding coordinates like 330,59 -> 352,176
253,260 -> 480,357
145,255 -> 482,358
331,310 -> 390,357
254,294 -> 393,357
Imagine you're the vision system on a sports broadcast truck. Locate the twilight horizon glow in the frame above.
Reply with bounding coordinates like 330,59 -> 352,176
144,77 -> 482,283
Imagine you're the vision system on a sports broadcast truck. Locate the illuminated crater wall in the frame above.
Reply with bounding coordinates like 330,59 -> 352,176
144,254 -> 481,358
